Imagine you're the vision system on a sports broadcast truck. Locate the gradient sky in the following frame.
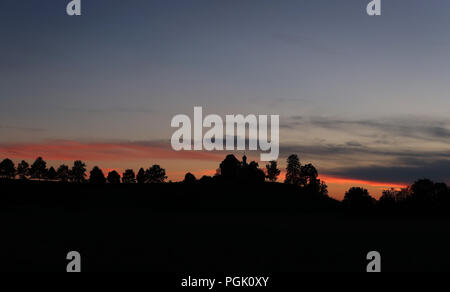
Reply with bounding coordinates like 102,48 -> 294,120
2,0 -> 450,199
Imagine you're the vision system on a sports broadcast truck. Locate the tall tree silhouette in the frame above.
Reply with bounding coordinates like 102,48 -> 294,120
29,157 -> 47,181
56,165 -> 70,182
285,154 -> 301,185
71,160 -> 87,183
122,169 -> 136,184
16,160 -> 29,180
107,171 -> 121,184
47,167 -> 57,180
136,168 -> 146,184
0,158 -> 16,179
145,165 -> 167,183
265,160 -> 280,182
89,166 -> 106,184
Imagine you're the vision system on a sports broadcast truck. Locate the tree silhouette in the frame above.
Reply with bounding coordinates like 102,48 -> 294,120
136,168 -> 146,184
199,175 -> 213,184
300,163 -> 318,187
396,187 -> 411,202
217,155 -> 265,183
47,167 -> 57,180
29,157 -> 47,181
245,161 -> 266,183
379,188 -> 397,208
219,154 -> 241,181
410,179 -> 435,204
343,187 -> 376,209
16,160 -> 29,180
145,165 -> 167,183
434,182 -> 449,205
122,169 -> 136,184
184,172 -> 197,184
265,161 -> 281,182
89,166 -> 106,184
0,158 -> 16,179
56,165 -> 70,182
107,171 -> 121,184
71,160 -> 87,183
285,154 -> 301,185
318,181 -> 329,197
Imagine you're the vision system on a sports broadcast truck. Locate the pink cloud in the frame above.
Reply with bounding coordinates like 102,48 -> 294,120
0,140 -> 222,162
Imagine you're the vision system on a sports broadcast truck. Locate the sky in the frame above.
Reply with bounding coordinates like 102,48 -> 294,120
2,0 -> 450,199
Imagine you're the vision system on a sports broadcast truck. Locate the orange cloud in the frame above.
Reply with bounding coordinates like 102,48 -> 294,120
318,175 -> 407,190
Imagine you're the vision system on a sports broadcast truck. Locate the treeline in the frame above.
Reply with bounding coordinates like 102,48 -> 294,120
378,179 -> 450,209
0,157 -> 167,184
0,154 -> 326,189
2,155 -> 450,209
336,180 -> 450,212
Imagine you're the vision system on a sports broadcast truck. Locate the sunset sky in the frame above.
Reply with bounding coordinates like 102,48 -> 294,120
2,0 -> 450,199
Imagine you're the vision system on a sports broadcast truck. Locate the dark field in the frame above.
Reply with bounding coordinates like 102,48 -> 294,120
1,180 -> 449,272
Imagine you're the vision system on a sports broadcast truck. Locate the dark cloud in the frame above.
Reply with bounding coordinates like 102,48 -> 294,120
326,160 -> 450,184
282,116 -> 450,143
279,143 -> 450,160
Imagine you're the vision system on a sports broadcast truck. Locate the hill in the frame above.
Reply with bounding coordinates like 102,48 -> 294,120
1,180 -> 450,272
